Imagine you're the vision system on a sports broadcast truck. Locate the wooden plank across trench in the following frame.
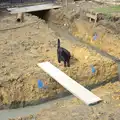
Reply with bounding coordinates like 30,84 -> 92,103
37,62 -> 102,105
7,3 -> 62,14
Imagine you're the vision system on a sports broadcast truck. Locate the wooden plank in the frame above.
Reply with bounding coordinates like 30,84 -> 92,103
37,62 -> 102,105
86,12 -> 98,27
7,3 -> 62,14
86,13 -> 97,20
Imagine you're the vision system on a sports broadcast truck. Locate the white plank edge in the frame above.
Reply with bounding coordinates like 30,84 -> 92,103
37,61 -> 102,105
7,4 -> 61,14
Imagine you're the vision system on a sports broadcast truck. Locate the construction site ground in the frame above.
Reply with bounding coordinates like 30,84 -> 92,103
0,0 -> 120,120
8,81 -> 120,120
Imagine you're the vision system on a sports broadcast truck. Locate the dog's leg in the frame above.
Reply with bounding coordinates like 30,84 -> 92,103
57,54 -> 61,63
58,57 -> 61,63
67,59 -> 70,67
64,61 -> 67,67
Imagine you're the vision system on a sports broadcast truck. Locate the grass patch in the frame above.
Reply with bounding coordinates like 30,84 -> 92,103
94,5 -> 120,14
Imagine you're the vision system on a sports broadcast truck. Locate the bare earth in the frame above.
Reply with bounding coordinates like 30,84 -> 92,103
0,1 -> 120,120
0,12 -> 117,109
10,81 -> 120,120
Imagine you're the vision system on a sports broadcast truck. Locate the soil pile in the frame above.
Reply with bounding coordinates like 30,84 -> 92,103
0,12 -> 117,109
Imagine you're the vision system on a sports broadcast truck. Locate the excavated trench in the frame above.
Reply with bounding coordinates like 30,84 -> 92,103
29,9 -> 119,90
29,10 -> 50,22
0,6 -> 119,113
28,9 -> 118,104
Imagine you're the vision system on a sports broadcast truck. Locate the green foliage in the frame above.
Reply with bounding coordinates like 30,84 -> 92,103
94,5 -> 120,14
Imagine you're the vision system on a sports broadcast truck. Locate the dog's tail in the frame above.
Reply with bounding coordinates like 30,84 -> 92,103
58,39 -> 60,48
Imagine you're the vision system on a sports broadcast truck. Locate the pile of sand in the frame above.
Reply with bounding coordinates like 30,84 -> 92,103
0,13 -> 117,109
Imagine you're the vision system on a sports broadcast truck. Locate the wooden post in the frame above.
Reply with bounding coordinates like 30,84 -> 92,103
16,13 -> 24,22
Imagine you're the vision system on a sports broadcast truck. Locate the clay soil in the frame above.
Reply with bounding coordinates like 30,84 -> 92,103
50,1 -> 120,58
11,81 -> 120,120
72,19 -> 120,58
70,1 -> 120,59
0,1 -> 120,120
0,10 -> 117,109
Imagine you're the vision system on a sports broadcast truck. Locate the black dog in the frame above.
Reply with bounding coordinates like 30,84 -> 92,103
57,39 -> 71,67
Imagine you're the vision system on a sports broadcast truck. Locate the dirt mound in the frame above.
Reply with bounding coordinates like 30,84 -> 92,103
10,81 -> 120,120
72,19 -> 120,58
0,12 -> 117,109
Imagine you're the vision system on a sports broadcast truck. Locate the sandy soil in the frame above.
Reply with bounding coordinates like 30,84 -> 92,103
50,1 -> 120,59
10,81 -> 120,120
33,81 -> 120,120
0,11 -> 117,109
63,1 -> 120,59
0,1 -> 119,120
72,19 -> 120,59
